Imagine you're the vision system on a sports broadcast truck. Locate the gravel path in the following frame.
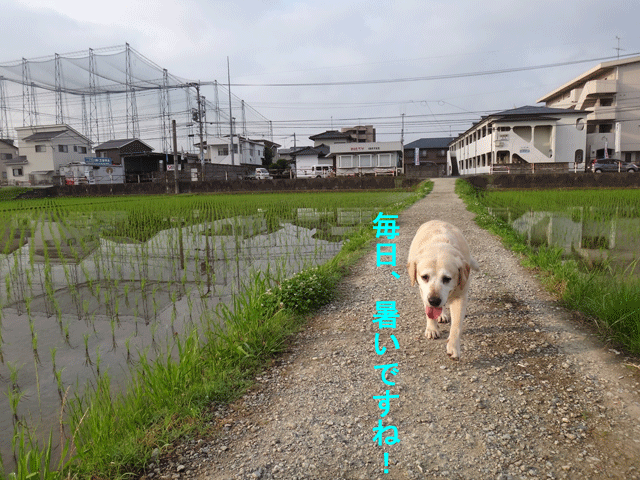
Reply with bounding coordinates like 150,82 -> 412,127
143,178 -> 640,480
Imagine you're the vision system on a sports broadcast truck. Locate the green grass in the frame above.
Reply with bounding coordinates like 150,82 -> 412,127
0,187 -> 33,202
2,181 -> 433,479
456,179 -> 640,354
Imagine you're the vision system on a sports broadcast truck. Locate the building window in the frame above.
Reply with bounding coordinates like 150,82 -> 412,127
218,147 -> 229,156
599,124 -> 613,133
359,154 -> 373,167
338,155 -> 354,168
58,145 -> 68,153
79,146 -> 87,154
377,154 -> 394,167
12,168 -> 23,177
1,153 -> 12,160
35,145 -> 46,152
600,98 -> 613,107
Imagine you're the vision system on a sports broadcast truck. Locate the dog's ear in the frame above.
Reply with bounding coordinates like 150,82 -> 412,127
458,262 -> 471,289
407,260 -> 417,286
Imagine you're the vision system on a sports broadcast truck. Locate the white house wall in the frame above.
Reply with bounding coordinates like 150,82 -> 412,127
207,137 -> 264,166
295,155 -> 332,175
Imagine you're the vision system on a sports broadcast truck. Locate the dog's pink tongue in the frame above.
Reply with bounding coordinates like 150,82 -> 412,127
426,306 -> 443,320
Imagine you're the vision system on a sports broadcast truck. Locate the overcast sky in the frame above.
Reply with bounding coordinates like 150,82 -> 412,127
2,0 -> 640,148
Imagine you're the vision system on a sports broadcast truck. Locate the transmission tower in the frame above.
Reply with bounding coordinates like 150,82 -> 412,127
55,53 -> 64,124
0,77 -> 10,138
185,86 -> 194,151
160,68 -> 171,152
89,48 -> 99,142
81,94 -> 89,137
213,80 -> 221,136
125,43 -> 140,138
22,58 -> 32,126
105,92 -> 115,140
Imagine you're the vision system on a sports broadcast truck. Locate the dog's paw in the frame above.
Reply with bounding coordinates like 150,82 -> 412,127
425,326 -> 440,339
437,312 -> 450,324
446,341 -> 460,359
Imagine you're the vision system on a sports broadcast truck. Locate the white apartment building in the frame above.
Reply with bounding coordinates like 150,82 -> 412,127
449,106 -> 587,176
538,55 -> 640,163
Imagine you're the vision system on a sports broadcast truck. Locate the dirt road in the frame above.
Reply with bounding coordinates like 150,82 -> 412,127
144,178 -> 640,480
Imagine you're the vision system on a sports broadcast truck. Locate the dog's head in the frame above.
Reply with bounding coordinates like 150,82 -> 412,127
407,245 -> 471,310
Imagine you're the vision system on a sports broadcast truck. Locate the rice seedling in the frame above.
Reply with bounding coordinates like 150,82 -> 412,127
456,179 -> 640,354
0,184 -> 430,477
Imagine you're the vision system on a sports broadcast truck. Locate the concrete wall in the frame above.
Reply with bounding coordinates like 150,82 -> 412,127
23,176 -> 421,198
465,173 -> 640,190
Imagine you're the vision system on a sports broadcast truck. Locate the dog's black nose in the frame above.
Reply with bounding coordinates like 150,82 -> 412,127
428,297 -> 441,307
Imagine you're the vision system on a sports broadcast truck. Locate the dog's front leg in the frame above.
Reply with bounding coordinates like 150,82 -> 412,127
425,315 -> 440,339
446,296 -> 466,359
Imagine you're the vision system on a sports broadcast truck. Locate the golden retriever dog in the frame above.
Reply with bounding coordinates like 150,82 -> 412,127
407,220 -> 479,359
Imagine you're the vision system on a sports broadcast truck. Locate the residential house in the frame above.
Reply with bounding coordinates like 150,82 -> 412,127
205,136 -> 265,166
0,138 -> 19,184
404,137 -> 455,176
309,130 -> 354,147
449,106 -> 587,176
11,124 -> 92,185
537,55 -> 640,163
328,141 -> 404,176
292,145 -> 332,177
94,139 -> 154,165
277,146 -> 308,163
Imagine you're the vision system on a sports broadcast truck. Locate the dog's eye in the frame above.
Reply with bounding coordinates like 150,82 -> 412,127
421,274 -> 430,282
442,276 -> 451,284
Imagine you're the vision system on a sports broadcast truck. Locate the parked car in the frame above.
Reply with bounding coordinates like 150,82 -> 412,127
591,158 -> 638,173
296,165 -> 334,178
245,167 -> 272,180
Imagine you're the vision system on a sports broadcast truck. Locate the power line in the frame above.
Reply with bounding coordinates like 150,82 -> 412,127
223,53 -> 640,88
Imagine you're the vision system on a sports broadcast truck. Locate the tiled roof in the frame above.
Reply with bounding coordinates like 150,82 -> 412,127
22,130 -> 67,142
309,130 -> 353,141
95,139 -> 152,151
492,106 -> 586,117
404,137 -> 455,149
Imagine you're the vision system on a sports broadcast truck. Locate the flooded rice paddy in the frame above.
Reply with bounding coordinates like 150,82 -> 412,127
0,200 -> 378,467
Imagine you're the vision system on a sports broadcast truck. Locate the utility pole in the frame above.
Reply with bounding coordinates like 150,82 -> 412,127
195,83 -> 204,180
228,57 -> 235,166
172,119 -> 179,194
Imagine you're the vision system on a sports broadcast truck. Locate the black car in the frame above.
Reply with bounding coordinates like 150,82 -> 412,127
590,158 -> 638,173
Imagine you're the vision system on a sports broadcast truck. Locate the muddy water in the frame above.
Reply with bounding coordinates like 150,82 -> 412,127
0,214 -> 347,471
490,208 -> 640,275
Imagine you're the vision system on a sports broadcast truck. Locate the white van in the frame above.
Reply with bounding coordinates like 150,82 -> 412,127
296,165 -> 334,178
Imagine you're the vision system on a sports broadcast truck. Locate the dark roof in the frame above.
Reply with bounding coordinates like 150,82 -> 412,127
95,139 -> 153,151
404,137 -> 455,150
453,105 -> 588,142
490,106 -> 587,117
309,130 -> 353,141
293,145 -> 330,157
23,130 -> 67,142
0,138 -> 16,148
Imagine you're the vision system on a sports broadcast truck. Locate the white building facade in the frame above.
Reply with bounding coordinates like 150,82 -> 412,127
205,136 -> 264,166
10,125 -> 92,185
330,141 -> 404,176
449,106 -> 587,176
538,56 -> 640,163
